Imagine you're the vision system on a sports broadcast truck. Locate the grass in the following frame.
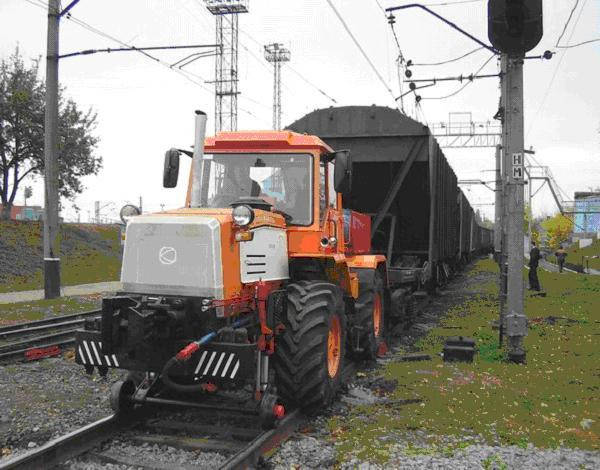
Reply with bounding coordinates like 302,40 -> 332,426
329,259 -> 600,465
0,250 -> 122,293
0,295 -> 101,325
546,239 -> 600,271
0,222 -> 122,293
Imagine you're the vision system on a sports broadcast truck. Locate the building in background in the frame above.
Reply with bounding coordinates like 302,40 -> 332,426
0,205 -> 44,221
573,192 -> 600,239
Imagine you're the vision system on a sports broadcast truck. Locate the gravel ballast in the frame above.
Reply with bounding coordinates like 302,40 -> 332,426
0,355 -> 123,461
270,435 -> 600,469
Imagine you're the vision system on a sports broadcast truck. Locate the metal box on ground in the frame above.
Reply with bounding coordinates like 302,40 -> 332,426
443,336 -> 476,363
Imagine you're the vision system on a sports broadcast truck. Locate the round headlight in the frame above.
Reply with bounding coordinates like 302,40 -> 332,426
232,205 -> 254,226
119,204 -> 141,224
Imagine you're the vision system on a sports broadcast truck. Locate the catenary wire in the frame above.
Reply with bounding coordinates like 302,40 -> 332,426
411,46 -> 485,66
419,0 -> 483,7
24,0 -> 271,124
236,23 -> 339,104
555,0 -> 580,47
325,0 -> 398,109
556,38 -> 600,49
422,54 -> 495,100
526,0 -> 588,139
375,0 -> 408,113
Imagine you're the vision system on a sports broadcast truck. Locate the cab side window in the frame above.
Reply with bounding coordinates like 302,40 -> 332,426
319,162 -> 327,222
327,161 -> 336,208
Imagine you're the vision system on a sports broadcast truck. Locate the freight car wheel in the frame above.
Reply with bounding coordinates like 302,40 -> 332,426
353,270 -> 386,360
274,281 -> 346,413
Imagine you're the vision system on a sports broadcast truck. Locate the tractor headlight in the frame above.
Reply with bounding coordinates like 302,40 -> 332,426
232,205 -> 254,226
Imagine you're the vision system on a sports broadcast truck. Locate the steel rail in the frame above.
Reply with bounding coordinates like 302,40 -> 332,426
0,309 -> 101,335
220,409 -> 304,470
0,318 -> 87,340
0,404 -> 302,470
0,413 -> 141,470
0,329 -> 79,353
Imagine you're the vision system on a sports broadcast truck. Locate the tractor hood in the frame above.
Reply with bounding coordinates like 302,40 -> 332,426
121,214 -> 224,298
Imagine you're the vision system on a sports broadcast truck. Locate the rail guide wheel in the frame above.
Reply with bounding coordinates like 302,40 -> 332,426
110,377 -> 137,413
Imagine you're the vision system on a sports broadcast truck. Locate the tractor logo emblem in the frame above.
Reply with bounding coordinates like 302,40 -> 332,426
159,246 -> 177,265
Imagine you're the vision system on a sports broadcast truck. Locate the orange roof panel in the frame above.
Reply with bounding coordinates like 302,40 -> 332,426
204,130 -> 333,153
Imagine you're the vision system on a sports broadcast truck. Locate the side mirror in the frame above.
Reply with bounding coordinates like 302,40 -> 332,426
163,148 -> 180,188
333,150 -> 352,196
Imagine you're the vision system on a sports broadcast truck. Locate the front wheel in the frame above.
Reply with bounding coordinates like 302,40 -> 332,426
274,281 -> 346,413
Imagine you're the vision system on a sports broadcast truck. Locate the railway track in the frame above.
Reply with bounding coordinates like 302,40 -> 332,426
0,309 -> 101,363
0,401 -> 304,470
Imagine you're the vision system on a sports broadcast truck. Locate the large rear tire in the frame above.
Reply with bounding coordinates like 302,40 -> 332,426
354,270 -> 386,360
274,281 -> 346,413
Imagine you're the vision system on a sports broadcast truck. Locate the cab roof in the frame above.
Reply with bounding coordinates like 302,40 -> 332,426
204,130 -> 333,153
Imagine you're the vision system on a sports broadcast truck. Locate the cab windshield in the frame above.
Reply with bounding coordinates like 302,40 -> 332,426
198,153 -> 313,225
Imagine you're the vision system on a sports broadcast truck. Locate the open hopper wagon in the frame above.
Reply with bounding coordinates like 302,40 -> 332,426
289,105 -> 465,289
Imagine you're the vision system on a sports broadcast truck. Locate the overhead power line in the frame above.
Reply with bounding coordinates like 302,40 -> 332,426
557,38 -> 600,49
325,0 -> 398,108
422,54 -> 495,100
527,0 -> 588,138
555,0 -> 580,47
410,46 -> 485,66
421,0 -> 483,5
24,0 -> 272,126
234,22 -> 338,104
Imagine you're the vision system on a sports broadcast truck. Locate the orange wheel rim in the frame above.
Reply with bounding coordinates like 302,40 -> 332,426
327,315 -> 341,378
373,294 -> 382,338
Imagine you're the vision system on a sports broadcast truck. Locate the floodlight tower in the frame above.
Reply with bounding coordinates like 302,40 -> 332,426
204,0 -> 249,133
264,43 -> 290,130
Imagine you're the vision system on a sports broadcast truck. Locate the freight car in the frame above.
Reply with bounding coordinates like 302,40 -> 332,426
288,105 -> 493,287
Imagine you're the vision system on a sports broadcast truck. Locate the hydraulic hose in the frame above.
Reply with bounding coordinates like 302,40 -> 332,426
160,316 -> 252,393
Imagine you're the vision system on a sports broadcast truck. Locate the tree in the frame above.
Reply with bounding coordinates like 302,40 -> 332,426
0,48 -> 101,220
524,204 -> 541,245
541,213 -> 573,250
23,185 -> 32,206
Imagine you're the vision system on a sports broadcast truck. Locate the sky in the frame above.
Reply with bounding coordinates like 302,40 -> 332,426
1,0 -> 598,223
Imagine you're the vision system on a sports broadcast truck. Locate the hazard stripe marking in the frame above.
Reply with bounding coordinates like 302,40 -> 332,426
212,352 -> 226,376
221,353 -> 235,377
194,351 -> 208,375
203,351 -> 217,376
104,355 -> 112,366
90,341 -> 102,365
112,355 -> 119,367
230,360 -> 240,379
83,341 -> 94,365
78,346 -> 87,365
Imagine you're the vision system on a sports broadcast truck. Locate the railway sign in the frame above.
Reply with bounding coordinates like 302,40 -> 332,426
512,152 -> 524,180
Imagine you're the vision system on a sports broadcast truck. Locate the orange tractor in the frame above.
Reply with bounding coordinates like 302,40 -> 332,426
75,111 -> 388,426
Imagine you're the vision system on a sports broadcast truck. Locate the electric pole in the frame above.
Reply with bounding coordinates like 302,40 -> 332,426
43,0 -> 61,299
502,53 -> 527,363
488,0 -> 544,363
264,43 -> 291,130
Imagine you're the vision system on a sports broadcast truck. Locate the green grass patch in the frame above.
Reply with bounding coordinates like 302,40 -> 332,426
329,259 -> 600,465
547,239 -> 600,270
0,296 -> 100,325
0,221 -> 121,293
